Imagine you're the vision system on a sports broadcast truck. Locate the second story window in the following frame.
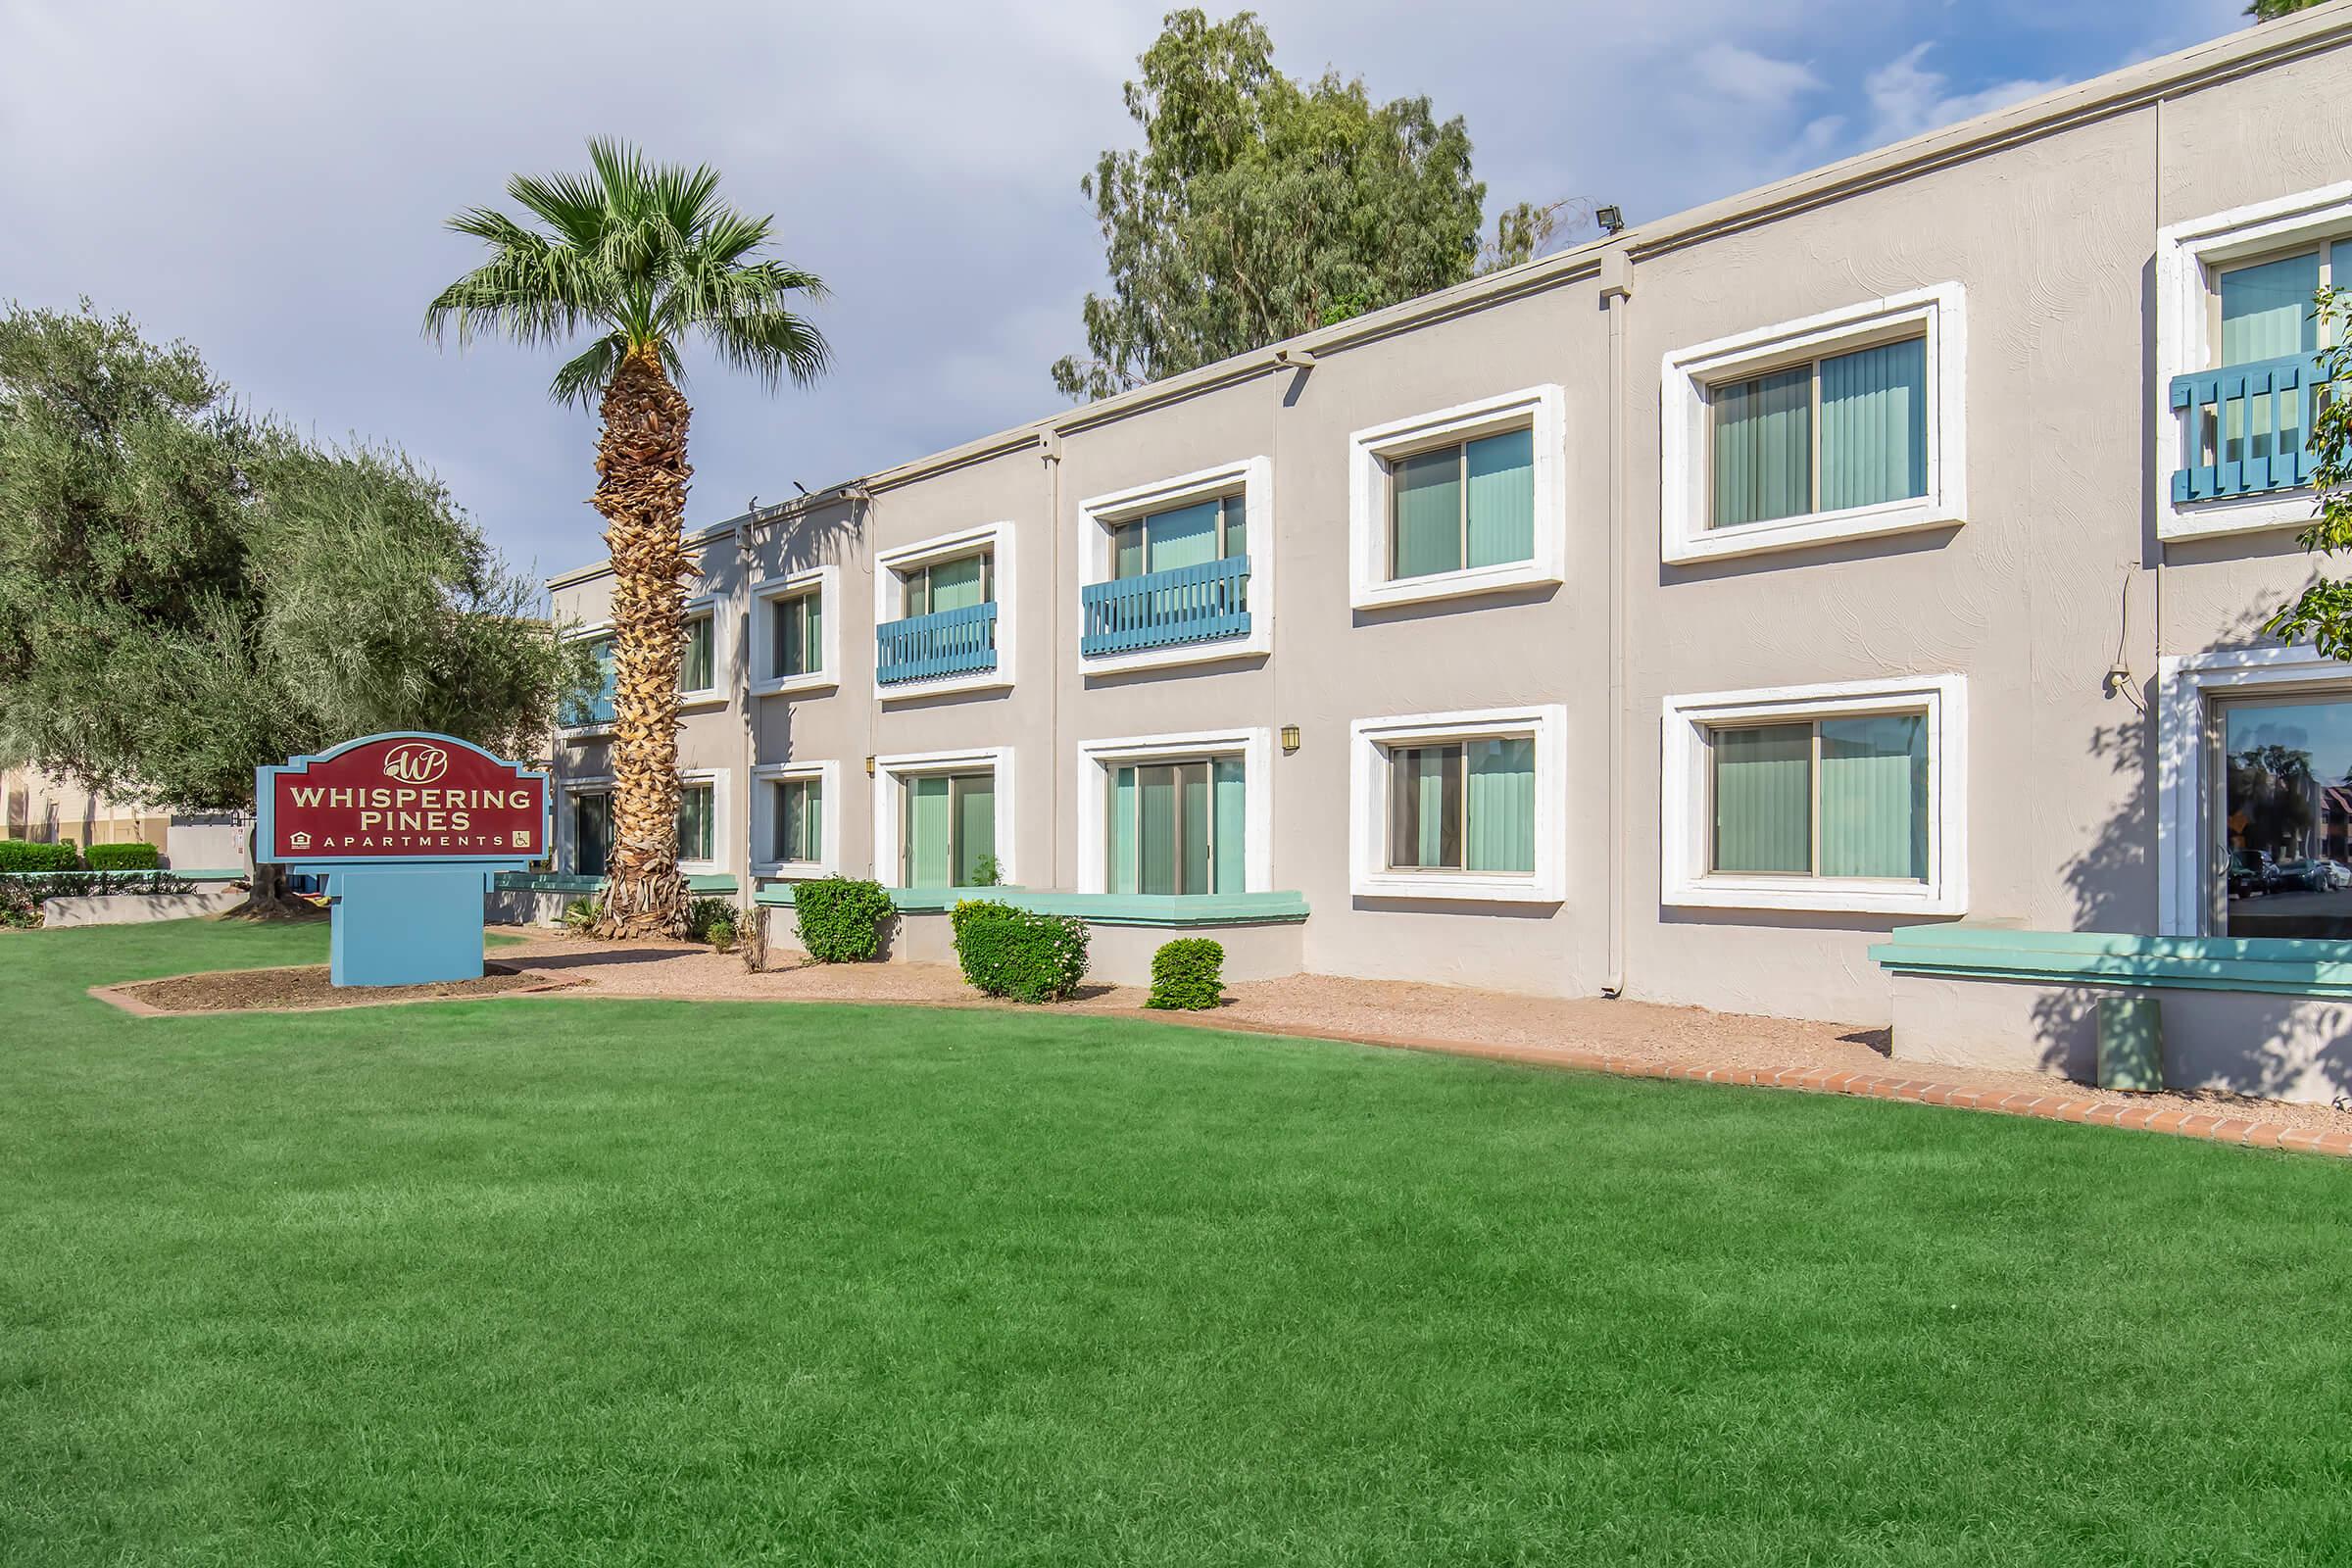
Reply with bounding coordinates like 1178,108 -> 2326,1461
1390,428 -> 1535,580
771,589 -> 821,679
1709,337 -> 1928,531
1111,495 -> 1246,578
2200,246 -> 2329,475
1079,460 -> 1268,670
901,550 -> 993,616
679,610 -> 715,694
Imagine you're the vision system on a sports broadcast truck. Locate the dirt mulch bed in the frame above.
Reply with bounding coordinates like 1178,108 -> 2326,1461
99,962 -> 583,1016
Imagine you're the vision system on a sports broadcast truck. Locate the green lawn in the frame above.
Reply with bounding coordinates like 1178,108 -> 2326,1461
5,921 -> 2350,1566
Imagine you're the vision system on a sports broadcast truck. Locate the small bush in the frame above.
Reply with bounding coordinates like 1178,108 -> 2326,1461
561,898 -> 601,934
793,877 -> 894,963
83,842 -> 162,871
969,854 -> 1004,888
0,840 -> 80,872
684,896 -> 737,950
951,899 -> 1090,1003
1146,938 -> 1225,1010
0,869 -> 196,927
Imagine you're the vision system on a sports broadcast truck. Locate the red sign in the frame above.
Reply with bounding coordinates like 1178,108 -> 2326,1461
260,733 -> 550,863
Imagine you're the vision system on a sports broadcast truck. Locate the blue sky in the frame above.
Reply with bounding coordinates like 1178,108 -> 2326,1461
0,0 -> 2252,584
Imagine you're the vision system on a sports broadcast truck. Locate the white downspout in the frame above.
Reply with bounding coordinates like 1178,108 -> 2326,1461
1599,245 -> 1635,998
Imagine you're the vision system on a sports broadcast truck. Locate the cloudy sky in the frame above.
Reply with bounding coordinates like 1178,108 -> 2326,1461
2,0 -> 2251,584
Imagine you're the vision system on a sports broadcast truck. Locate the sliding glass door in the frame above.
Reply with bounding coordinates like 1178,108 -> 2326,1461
1107,759 -> 1244,895
903,772 -> 996,888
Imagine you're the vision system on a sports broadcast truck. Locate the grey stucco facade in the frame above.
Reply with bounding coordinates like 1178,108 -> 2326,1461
546,7 -> 2352,1038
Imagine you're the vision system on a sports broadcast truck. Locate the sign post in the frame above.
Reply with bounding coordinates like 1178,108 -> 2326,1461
257,732 -> 551,987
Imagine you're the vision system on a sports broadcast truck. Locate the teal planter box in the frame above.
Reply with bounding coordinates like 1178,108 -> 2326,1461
2097,997 -> 2163,1093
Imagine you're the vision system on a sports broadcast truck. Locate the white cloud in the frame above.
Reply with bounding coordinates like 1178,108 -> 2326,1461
1861,42 -> 2067,145
1692,43 -> 1823,109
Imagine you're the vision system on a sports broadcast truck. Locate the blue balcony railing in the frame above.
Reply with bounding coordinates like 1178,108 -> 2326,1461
877,601 -> 999,684
2170,351 -> 2328,503
1080,556 -> 1250,659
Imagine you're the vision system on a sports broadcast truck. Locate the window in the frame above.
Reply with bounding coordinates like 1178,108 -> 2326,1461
2157,187 -> 2350,539
1111,494 -> 1247,579
1077,461 -> 1271,672
562,634 -> 616,729
679,612 -> 715,694
571,790 -> 612,875
1709,338 -> 1927,530
771,590 -> 821,678
1349,707 -> 1566,903
903,771 -> 995,888
874,524 -> 1016,696
901,551 -> 993,616
676,779 -> 715,864
2211,694 -> 2352,940
1387,739 -> 1536,873
772,776 -> 822,866
1661,285 -> 1965,564
1707,715 -> 1927,880
751,565 -> 839,696
1106,758 -> 1245,895
1348,388 -> 1564,610
1391,429 -> 1536,579
1662,676 -> 1966,914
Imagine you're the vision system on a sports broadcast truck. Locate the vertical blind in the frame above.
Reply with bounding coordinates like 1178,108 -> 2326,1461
775,779 -> 820,864
1711,715 -> 1928,880
906,776 -> 953,887
773,593 -> 820,677
907,553 -> 990,615
955,777 -> 996,885
1390,428 -> 1536,579
1108,759 -> 1246,894
1388,739 -> 1536,873
2220,253 -> 2321,466
680,616 -> 715,691
676,784 -> 714,862
1712,338 -> 1928,528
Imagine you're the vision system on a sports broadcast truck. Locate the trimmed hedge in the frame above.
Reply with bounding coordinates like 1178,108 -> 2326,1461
83,842 -> 162,871
0,869 -> 197,927
950,899 -> 1090,1003
792,877 -> 894,963
1146,938 -> 1225,1010
0,840 -> 80,872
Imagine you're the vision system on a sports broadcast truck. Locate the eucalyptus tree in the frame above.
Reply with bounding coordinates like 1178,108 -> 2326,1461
426,139 -> 830,938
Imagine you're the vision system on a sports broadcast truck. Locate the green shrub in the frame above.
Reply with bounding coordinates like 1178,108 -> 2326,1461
1146,938 -> 1225,1010
561,897 -> 601,934
684,896 -> 737,950
792,877 -> 894,962
0,869 -> 196,927
969,854 -> 1004,888
950,899 -> 1090,1003
83,842 -> 162,871
0,840 -> 80,872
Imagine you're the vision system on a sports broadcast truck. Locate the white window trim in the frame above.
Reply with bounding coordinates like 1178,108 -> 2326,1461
677,596 -> 727,710
871,746 -> 1016,888
1076,458 -> 1273,673
1073,727 -> 1274,894
559,773 -> 613,875
2155,184 -> 2350,542
749,760 -> 842,879
1660,283 -> 1967,565
1348,706 -> 1567,903
673,766 -> 728,876
2156,644 -> 2352,935
873,522 -> 1016,700
1661,674 -> 1968,915
1348,386 -> 1566,610
557,620 -> 615,741
749,564 -> 841,697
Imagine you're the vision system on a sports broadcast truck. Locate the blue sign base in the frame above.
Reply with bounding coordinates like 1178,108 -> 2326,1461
328,866 -> 495,987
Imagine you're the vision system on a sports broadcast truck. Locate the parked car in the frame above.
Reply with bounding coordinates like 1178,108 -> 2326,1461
2276,858 -> 2324,892
2228,849 -> 2280,898
2320,859 -> 2352,891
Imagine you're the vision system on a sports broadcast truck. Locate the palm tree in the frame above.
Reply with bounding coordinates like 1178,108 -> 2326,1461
426,139 -> 829,939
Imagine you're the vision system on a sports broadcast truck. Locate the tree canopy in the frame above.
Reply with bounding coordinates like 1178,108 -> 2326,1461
0,302 -> 583,816
1053,9 -> 1545,401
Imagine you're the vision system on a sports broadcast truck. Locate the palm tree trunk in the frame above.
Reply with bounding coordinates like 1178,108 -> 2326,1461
590,346 -> 694,940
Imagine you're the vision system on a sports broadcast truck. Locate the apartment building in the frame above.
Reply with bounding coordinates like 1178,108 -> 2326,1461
546,7 -> 2352,1081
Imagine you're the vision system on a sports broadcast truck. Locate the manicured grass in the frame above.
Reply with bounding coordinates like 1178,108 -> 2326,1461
5,921 -> 2351,1565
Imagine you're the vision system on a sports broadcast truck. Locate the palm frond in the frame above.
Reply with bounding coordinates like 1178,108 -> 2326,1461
549,334 -> 627,410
